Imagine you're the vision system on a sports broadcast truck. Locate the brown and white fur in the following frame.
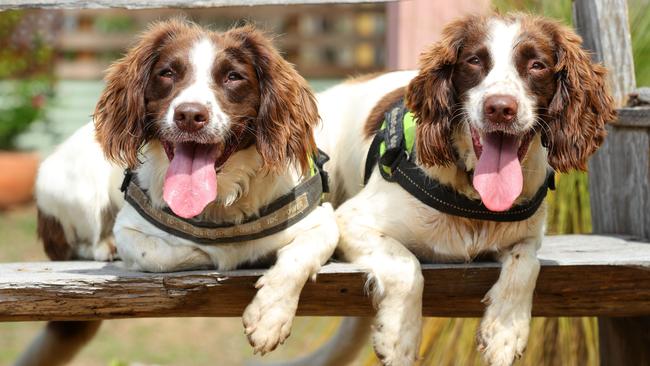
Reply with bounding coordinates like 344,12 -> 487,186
308,13 -> 615,366
24,20 -> 338,366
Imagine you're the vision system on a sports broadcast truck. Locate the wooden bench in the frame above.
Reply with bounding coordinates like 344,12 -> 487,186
1,235 -> 650,321
2,0 -> 650,365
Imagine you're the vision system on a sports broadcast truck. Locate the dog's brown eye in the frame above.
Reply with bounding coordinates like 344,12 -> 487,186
467,56 -> 481,66
159,69 -> 174,79
530,61 -> 546,71
226,71 -> 243,82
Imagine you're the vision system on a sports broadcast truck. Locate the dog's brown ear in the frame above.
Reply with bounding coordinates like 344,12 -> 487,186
543,20 -> 616,172
406,16 -> 480,167
94,19 -> 192,168
226,25 -> 318,175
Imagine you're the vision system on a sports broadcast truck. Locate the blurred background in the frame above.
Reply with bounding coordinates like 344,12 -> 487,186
0,0 -> 649,365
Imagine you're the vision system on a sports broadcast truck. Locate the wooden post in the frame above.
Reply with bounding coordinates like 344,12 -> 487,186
572,0 -> 636,104
573,1 -> 650,365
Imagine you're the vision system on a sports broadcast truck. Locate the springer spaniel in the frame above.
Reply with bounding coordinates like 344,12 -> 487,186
312,13 -> 615,366
26,20 -> 338,366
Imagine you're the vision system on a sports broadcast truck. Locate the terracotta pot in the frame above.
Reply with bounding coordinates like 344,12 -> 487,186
0,151 -> 39,209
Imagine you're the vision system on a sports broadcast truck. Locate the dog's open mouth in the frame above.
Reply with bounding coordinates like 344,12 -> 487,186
470,127 -> 533,212
161,140 -> 224,219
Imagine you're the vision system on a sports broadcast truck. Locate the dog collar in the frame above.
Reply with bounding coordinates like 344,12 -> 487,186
121,150 -> 330,244
364,99 -> 555,222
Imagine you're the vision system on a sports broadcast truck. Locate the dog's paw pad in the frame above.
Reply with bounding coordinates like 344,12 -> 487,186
478,315 -> 529,366
372,320 -> 419,366
242,285 -> 297,355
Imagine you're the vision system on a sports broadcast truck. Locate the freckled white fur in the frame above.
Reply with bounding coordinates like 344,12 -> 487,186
164,38 -> 230,137
35,122 -> 124,260
467,19 -> 536,134
311,69 -> 548,366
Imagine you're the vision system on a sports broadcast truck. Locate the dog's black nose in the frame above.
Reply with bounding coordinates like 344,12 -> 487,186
174,103 -> 209,132
484,95 -> 518,124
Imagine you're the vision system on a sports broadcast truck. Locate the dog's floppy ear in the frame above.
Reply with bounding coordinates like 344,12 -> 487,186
406,16 -> 480,167
94,19 -> 191,168
543,20 -> 616,172
225,25 -> 318,175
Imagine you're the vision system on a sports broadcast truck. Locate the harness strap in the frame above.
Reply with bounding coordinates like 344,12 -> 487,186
364,100 -> 555,222
390,157 -> 554,222
364,100 -> 408,184
121,150 -> 329,244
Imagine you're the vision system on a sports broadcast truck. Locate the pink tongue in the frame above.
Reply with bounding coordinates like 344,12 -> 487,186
163,143 -> 220,218
473,132 -> 522,212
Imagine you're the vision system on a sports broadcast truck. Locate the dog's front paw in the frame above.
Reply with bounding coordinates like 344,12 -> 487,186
477,299 -> 530,366
242,276 -> 299,355
372,309 -> 421,366
93,237 -> 118,261
372,324 -> 420,366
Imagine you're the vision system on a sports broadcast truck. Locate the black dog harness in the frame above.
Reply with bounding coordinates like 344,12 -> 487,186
364,100 -> 555,222
121,150 -> 330,244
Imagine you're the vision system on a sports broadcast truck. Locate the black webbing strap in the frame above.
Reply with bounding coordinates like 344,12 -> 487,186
391,157 -> 554,222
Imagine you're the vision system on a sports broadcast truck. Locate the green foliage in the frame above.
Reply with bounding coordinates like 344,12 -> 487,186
0,80 -> 51,150
546,172 -> 592,234
492,0 -> 573,24
94,15 -> 136,33
629,0 -> 650,85
0,10 -> 56,150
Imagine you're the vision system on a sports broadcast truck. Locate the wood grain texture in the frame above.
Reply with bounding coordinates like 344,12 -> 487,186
575,2 -> 646,361
2,235 -> 650,321
573,0 -> 636,104
588,108 -> 650,241
0,0 -> 389,10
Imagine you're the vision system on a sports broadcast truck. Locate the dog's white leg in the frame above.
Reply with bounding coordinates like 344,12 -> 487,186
115,226 -> 213,272
478,238 -> 540,366
243,204 -> 339,356
336,217 -> 423,366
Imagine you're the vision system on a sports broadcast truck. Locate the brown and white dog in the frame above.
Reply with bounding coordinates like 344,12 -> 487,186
309,13 -> 615,366
25,20 -> 338,366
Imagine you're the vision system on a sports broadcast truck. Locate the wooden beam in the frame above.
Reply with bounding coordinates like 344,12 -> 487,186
574,1 -> 647,364
573,0 -> 636,105
2,235 -> 650,321
0,0 -> 390,11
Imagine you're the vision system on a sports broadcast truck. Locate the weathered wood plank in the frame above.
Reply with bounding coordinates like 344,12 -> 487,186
0,0 -> 390,10
588,109 -> 650,240
1,235 -> 650,321
573,0 -> 636,104
575,1 -> 646,361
